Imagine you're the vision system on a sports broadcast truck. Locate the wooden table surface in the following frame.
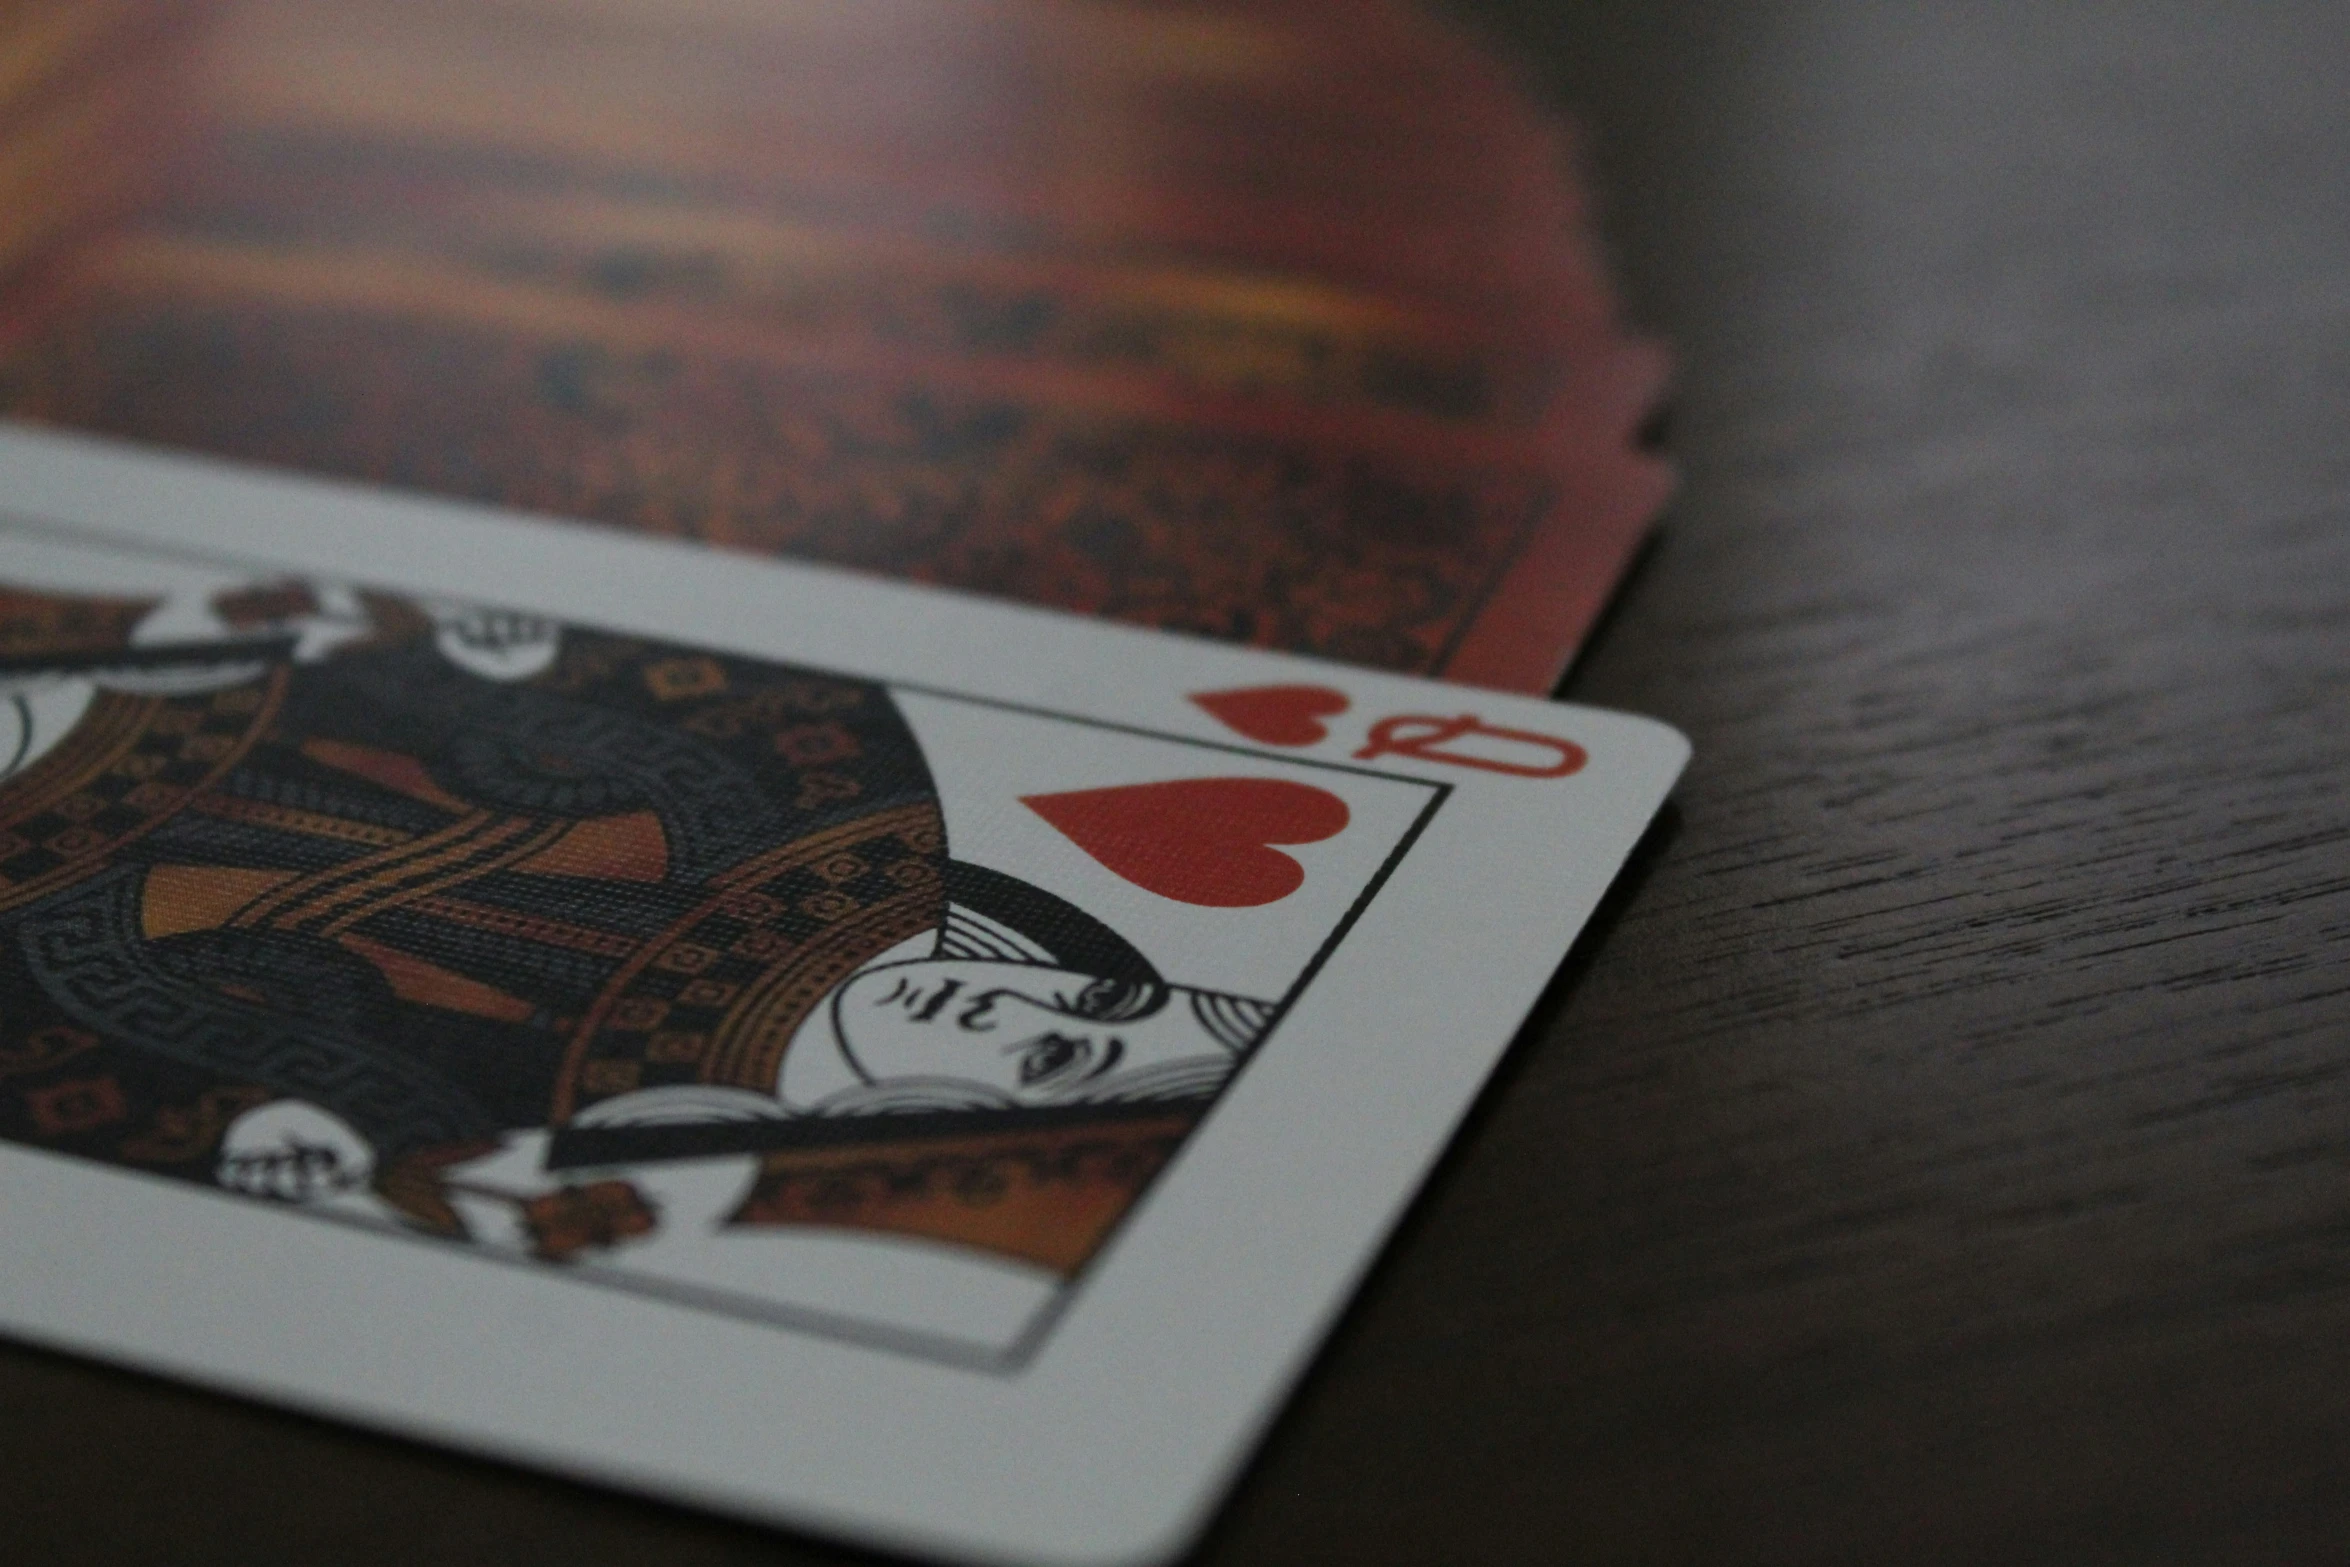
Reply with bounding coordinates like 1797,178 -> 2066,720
8,1 -> 2347,1561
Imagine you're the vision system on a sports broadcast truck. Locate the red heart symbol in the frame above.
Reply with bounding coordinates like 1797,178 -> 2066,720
1189,684 -> 1351,747
1022,778 -> 1351,907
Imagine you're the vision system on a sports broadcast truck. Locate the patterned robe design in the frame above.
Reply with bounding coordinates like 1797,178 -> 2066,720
0,584 -> 944,1188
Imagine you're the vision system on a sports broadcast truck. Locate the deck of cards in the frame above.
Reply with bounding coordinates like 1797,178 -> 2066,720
0,3 -> 1685,1563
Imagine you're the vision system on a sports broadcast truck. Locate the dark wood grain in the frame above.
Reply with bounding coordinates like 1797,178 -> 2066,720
5,2 -> 2347,1563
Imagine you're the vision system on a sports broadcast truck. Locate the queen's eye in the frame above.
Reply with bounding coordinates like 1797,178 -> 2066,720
1015,1033 -> 1088,1085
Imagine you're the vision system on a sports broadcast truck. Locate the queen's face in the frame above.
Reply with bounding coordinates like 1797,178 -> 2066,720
830,959 -> 1224,1105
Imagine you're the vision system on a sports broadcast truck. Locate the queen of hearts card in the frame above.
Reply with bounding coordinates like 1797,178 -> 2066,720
0,540 -> 1435,1362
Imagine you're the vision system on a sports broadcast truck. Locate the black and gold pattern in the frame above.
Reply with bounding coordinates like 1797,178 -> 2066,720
0,677 -> 284,915
0,581 -> 944,1173
558,804 -> 944,1116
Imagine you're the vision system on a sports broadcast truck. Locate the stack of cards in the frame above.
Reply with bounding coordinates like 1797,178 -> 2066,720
0,7 -> 1687,1563
0,0 -> 1670,693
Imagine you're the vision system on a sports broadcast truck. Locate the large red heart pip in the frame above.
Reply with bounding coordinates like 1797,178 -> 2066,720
1021,778 -> 1351,907
1189,684 -> 1351,747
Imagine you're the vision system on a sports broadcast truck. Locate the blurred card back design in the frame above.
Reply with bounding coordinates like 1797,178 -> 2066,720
0,0 -> 1671,694
0,421 -> 1684,1565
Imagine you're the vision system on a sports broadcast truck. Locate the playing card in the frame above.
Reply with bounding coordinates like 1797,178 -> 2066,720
0,238 -> 1670,684
0,420 -> 1684,1566
126,173 -> 1641,428
0,0 -> 1674,696
185,0 -> 1606,319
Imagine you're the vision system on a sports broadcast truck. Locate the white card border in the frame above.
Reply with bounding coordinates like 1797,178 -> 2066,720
0,421 -> 1687,1567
